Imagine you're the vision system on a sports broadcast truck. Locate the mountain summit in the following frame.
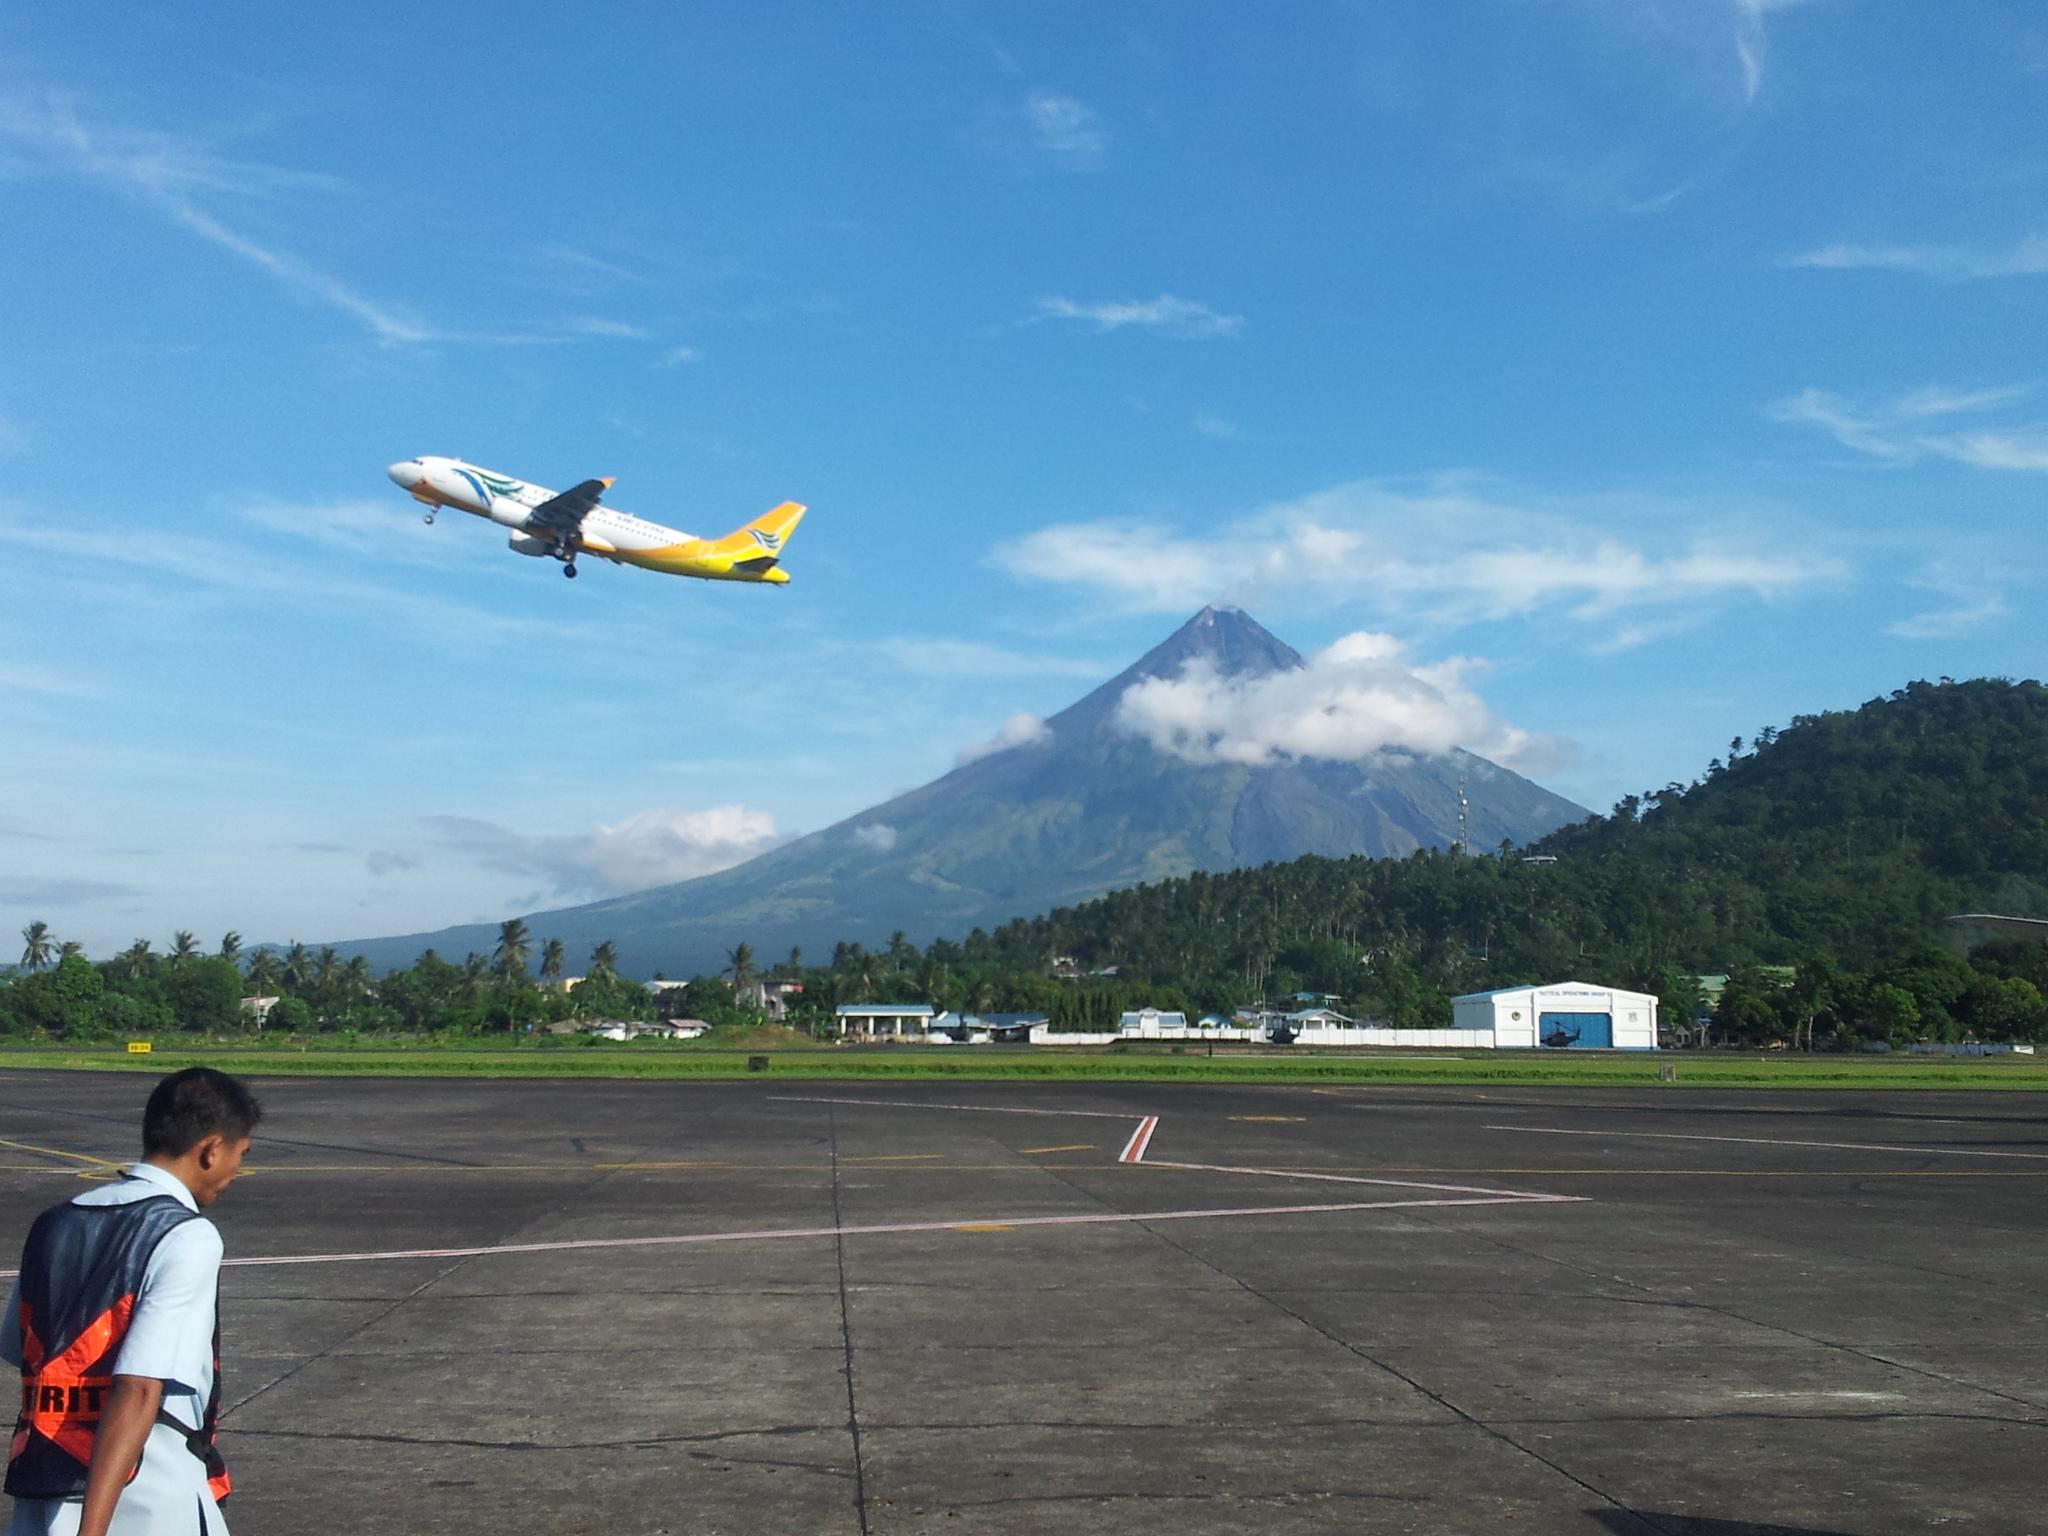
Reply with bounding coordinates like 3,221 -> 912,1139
338,610 -> 1586,975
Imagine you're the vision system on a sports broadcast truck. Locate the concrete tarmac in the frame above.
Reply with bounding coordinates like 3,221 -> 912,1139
1,1071 -> 2043,1535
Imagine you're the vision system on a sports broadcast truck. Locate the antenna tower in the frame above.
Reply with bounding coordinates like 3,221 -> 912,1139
1457,769 -> 1469,854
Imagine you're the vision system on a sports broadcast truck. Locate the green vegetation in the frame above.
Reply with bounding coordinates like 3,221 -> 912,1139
5,678 -> 2045,1067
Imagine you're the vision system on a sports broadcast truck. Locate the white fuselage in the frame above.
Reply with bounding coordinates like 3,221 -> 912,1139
385,456 -> 698,559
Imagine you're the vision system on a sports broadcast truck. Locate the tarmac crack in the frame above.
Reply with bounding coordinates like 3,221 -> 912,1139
1022,1154 -> 1667,1536
221,1153 -> 644,1420
1406,1210 -> 2048,1416
827,1108 -> 873,1536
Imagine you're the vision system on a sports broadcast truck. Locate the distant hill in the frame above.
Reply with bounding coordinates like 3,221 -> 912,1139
978,676 -> 2048,992
334,607 -> 1587,976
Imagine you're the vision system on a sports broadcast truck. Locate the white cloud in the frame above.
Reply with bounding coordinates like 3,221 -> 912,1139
1114,632 -> 1565,773
955,712 -> 1053,767
421,804 -> 782,897
1193,411 -> 1241,441
1771,384 -> 2048,470
1033,294 -> 1245,339
1025,93 -> 1106,168
656,345 -> 702,367
852,823 -> 898,852
1782,236 -> 2048,281
991,474 -> 1842,640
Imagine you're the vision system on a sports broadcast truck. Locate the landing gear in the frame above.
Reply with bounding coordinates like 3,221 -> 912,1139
422,509 -> 436,525
563,561 -> 578,579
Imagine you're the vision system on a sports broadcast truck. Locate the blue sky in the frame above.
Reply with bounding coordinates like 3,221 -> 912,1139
2,1 -> 2043,957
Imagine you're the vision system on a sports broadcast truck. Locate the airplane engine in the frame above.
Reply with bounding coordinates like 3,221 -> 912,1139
507,533 -> 552,557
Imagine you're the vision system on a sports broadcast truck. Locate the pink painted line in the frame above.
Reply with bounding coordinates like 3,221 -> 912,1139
1119,1115 -> 1159,1165
767,1094 -> 1146,1121
1144,1159 -> 1584,1203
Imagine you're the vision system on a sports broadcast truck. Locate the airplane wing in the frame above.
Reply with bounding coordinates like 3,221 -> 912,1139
526,476 -> 614,539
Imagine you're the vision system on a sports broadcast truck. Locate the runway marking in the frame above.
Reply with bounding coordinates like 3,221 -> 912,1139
1487,1125 -> 2048,1161
1145,1160 -> 1581,1203
1019,1144 -> 1095,1155
137,1195 -> 1563,1272
1119,1116 -> 1159,1164
0,1137 -> 124,1170
844,1154 -> 944,1163
1229,1115 -> 1306,1123
768,1095 -> 1143,1121
953,1223 -> 1014,1234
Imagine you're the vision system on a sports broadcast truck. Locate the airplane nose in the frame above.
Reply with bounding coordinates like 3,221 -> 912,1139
387,460 -> 417,487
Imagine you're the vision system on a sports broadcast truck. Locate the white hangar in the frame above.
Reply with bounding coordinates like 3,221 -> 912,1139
1451,981 -> 1660,1050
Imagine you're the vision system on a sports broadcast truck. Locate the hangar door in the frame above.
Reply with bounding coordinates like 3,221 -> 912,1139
1538,1011 -> 1612,1049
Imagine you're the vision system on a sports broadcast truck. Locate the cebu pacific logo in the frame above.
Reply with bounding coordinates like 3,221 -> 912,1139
748,528 -> 783,553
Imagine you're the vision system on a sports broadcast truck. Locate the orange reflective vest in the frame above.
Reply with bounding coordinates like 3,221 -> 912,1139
6,1185 -> 230,1503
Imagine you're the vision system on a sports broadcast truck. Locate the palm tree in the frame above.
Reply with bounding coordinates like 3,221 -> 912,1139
281,942 -> 310,993
493,918 -> 531,981
169,931 -> 198,968
219,932 -> 242,966
343,954 -> 372,997
314,947 -> 340,988
460,952 -> 488,998
725,941 -> 757,1002
539,938 -> 566,985
589,941 -> 618,982
56,940 -> 83,959
786,945 -> 802,977
120,939 -> 154,980
246,950 -> 282,997
19,921 -> 53,974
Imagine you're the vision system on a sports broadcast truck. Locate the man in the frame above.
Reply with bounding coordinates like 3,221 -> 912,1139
4,1068 -> 261,1536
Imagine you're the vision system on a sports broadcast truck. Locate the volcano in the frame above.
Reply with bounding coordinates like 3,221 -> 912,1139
337,608 -> 1586,975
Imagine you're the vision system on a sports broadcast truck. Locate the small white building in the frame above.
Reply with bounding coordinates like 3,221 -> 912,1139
836,1003 -> 936,1041
1452,981 -> 1659,1051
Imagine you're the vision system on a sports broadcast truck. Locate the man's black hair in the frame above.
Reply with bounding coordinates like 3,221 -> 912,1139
142,1067 -> 263,1158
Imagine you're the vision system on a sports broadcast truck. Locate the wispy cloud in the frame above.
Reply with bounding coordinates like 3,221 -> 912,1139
955,712 -> 1053,767
0,662 -> 100,699
419,804 -> 783,898
571,317 -> 650,339
1782,235 -> 2048,281
992,474 -> 1843,641
1886,563 -> 2009,639
0,92 -> 591,349
851,822 -> 898,853
1024,92 -> 1106,169
1731,0 -> 1817,104
655,345 -> 702,367
1770,384 -> 2048,470
0,876 -> 143,907
1031,294 -> 1245,339
1193,411 -> 1241,441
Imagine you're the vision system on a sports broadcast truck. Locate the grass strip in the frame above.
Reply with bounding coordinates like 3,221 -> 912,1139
1,1045 -> 2043,1089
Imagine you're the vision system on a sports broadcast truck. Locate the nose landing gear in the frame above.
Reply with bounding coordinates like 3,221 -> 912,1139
563,561 -> 578,579
422,509 -> 436,525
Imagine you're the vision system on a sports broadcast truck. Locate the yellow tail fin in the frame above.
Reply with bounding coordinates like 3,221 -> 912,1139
735,500 -> 806,556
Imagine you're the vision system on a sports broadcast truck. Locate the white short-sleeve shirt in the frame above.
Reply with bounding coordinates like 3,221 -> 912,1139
1,1164 -> 222,1434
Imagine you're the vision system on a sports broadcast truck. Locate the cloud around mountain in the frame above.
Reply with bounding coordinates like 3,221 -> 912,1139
1113,630 -> 1569,774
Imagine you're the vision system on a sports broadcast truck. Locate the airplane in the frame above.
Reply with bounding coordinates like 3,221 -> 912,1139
385,455 -> 805,582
